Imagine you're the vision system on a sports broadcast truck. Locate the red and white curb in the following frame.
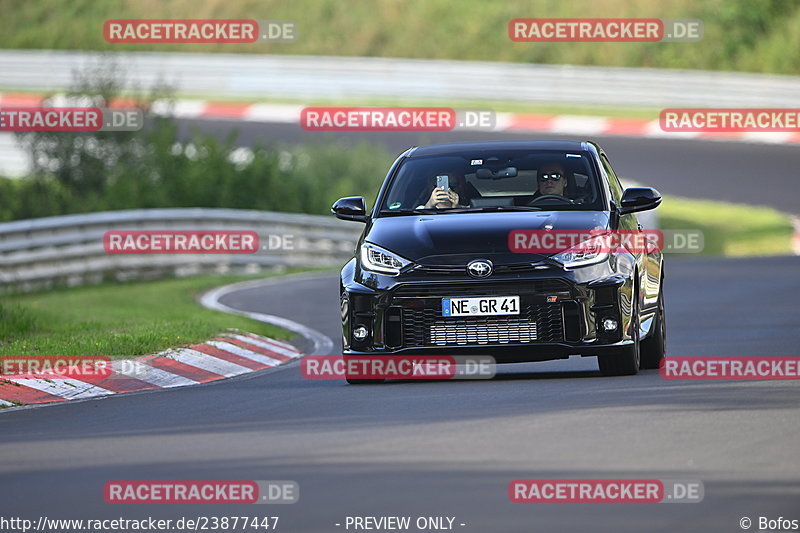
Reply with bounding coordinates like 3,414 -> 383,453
2,92 -> 800,146
0,330 -> 301,407
500,114 -> 800,145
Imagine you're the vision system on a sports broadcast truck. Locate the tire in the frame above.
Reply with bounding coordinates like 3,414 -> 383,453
598,285 -> 640,376
346,378 -> 386,385
640,281 -> 666,370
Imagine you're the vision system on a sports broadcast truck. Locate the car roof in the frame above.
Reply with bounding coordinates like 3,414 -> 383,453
408,140 -> 594,157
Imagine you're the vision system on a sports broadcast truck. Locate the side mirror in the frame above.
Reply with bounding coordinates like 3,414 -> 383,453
619,187 -> 662,215
331,196 -> 368,222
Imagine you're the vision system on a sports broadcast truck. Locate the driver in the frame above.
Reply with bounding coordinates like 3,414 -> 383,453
534,163 -> 569,198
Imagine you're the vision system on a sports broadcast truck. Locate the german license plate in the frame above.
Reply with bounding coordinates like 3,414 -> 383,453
442,296 -> 520,317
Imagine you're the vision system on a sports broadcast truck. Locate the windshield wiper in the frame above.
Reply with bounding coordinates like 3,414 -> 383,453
466,206 -> 543,212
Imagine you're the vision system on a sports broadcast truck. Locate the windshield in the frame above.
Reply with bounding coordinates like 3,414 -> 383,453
379,150 -> 604,214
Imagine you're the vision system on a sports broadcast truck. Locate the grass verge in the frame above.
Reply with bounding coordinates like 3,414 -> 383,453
0,270 -> 319,358
659,196 -> 794,256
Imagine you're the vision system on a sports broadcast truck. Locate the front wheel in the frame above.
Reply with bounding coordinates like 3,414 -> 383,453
598,288 -> 640,376
640,281 -> 666,369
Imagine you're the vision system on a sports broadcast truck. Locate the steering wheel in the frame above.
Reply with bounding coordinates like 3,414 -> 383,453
527,194 -> 574,206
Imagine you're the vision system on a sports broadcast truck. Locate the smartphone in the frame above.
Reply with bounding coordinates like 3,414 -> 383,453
435,175 -> 449,190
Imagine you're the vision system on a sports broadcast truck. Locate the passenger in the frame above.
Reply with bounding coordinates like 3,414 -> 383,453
421,186 -> 460,208
418,174 -> 466,209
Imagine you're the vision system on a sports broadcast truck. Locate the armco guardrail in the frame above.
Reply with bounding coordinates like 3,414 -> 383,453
2,50 -> 800,107
0,208 -> 362,292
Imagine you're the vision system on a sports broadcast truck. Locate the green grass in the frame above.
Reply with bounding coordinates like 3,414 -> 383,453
0,271 -> 315,358
659,196 -> 794,256
0,303 -> 39,340
0,0 -> 798,75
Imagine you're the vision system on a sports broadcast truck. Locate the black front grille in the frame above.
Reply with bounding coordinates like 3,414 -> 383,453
401,304 -> 563,347
393,280 -> 570,298
391,280 -> 570,348
415,263 -> 552,275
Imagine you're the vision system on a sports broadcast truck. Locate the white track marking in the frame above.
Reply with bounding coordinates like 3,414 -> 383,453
244,103 -> 303,123
162,348 -> 252,377
151,98 -> 206,118
740,131 -> 794,144
222,333 -> 300,357
6,378 -> 114,399
205,340 -> 284,367
238,333 -> 300,355
551,115 -> 609,135
112,360 -> 198,388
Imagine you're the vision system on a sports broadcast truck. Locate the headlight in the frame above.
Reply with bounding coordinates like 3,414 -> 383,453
360,243 -> 411,275
551,238 -> 609,268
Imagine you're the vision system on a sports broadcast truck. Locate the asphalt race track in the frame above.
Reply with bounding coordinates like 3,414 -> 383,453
1,130 -> 799,532
1,256 -> 799,532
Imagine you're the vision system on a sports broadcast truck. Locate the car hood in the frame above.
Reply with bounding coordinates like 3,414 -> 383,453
366,211 -> 610,265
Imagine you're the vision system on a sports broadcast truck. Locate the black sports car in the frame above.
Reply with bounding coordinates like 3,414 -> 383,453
332,140 -> 665,382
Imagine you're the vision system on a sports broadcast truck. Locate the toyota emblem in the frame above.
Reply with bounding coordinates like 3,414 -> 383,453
467,259 -> 493,278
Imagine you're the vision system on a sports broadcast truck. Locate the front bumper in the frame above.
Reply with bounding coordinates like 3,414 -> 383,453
341,258 -> 635,362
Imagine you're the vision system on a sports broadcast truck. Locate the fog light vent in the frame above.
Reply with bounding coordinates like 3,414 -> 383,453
353,325 -> 369,341
602,318 -> 618,332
